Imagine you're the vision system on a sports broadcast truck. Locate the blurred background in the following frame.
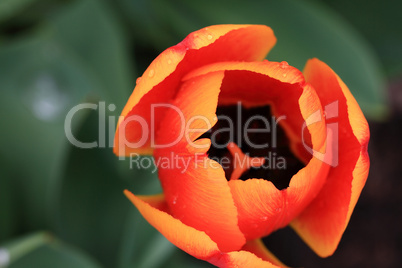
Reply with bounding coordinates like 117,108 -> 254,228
0,0 -> 400,267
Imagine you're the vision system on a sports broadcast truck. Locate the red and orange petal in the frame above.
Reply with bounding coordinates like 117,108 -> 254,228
154,71 -> 224,153
291,58 -> 370,257
210,250 -> 282,268
183,60 -> 311,162
155,157 -> 246,252
241,239 -> 289,267
114,25 -> 276,156
179,61 -> 330,239
153,71 -> 245,252
124,191 -> 283,267
123,191 -> 221,260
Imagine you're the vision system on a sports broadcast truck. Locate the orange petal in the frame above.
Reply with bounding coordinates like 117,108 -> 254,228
125,191 -> 283,267
154,71 -> 224,152
242,239 -> 289,268
155,157 -> 246,252
183,60 -> 304,85
228,179 -> 284,240
124,190 -> 221,260
182,60 -> 311,162
227,82 -> 330,240
153,71 -> 246,252
210,249 -> 282,268
114,25 -> 276,156
291,58 -> 370,257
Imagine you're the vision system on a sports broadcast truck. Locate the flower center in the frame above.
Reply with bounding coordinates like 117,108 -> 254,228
199,104 -> 304,190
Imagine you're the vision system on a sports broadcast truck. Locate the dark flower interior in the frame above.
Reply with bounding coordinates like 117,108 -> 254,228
199,104 -> 305,190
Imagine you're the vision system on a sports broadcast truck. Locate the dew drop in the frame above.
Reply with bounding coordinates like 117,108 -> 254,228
172,196 -> 178,205
261,216 -> 268,221
167,59 -> 172,65
275,207 -> 282,212
136,77 -> 142,84
263,59 -> 269,63
148,69 -> 155,78
207,34 -> 213,40
279,61 -> 289,69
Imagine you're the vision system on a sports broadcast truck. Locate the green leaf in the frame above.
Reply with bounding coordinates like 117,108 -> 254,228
48,0 -> 135,108
1,232 -> 50,265
0,0 -> 40,23
117,0 -> 388,120
0,0 -> 135,231
0,35 -> 97,230
163,251 -> 216,268
1,232 -> 102,268
117,206 -> 174,268
0,167 -> 19,242
51,109 -> 162,267
50,111 -> 128,267
317,0 -> 402,76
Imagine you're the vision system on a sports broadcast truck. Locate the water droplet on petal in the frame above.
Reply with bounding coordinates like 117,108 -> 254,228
172,196 -> 178,205
207,34 -> 213,40
263,59 -> 269,63
148,69 -> 155,78
167,59 -> 172,65
261,216 -> 268,221
275,207 -> 282,212
136,77 -> 142,84
279,61 -> 289,69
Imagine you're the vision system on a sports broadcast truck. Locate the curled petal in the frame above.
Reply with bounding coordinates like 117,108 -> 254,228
242,239 -> 289,268
154,71 -> 246,252
182,61 -> 312,162
210,250 -> 282,268
114,25 -> 276,156
291,58 -> 370,257
228,179 -> 284,240
124,191 -> 220,260
125,191 -> 285,268
175,61 -> 330,241
154,71 -> 224,152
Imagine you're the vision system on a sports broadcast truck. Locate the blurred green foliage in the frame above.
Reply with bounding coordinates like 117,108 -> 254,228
0,0 -> 397,267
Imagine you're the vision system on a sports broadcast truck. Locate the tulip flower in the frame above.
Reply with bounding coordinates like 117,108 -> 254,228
114,25 -> 370,267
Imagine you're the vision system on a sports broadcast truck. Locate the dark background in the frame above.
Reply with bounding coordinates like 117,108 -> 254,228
0,0 -> 400,267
